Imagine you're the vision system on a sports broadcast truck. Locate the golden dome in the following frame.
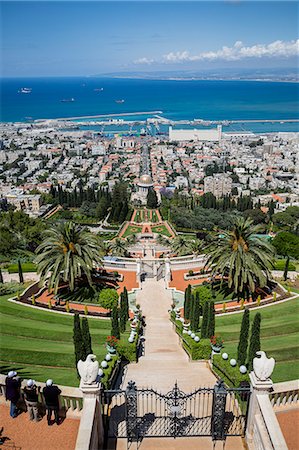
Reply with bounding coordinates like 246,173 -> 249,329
139,174 -> 153,185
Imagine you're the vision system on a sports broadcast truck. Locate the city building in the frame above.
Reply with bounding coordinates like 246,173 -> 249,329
169,125 -> 222,142
204,173 -> 232,198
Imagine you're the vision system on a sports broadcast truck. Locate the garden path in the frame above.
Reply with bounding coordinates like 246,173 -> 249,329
117,279 -> 245,450
121,278 -> 216,393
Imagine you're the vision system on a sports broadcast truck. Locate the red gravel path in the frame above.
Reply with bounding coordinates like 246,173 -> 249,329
0,404 -> 79,450
35,270 -> 138,315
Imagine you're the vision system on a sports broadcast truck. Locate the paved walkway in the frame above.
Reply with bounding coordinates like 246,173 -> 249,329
122,278 -> 216,392
117,279 -> 245,450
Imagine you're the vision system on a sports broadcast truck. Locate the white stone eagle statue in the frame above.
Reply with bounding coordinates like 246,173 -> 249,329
77,354 -> 99,385
253,351 -> 275,381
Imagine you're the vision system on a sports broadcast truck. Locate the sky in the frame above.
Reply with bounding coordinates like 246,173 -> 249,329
1,1 -> 298,77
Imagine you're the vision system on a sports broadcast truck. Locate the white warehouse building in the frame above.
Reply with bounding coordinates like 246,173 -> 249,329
169,125 -> 222,142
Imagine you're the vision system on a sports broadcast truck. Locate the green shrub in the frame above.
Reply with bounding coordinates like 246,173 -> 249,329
99,288 -> 119,310
183,338 -> 211,360
213,354 -> 249,387
172,317 -> 211,360
117,339 -> 138,362
100,356 -> 119,389
0,281 -> 23,296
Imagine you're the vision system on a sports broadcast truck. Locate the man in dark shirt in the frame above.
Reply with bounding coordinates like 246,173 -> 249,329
42,379 -> 61,425
5,371 -> 21,418
23,379 -> 39,422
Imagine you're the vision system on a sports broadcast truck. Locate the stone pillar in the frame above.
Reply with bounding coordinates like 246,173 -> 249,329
165,257 -> 171,282
136,258 -> 142,283
76,381 -> 104,450
246,371 -> 273,445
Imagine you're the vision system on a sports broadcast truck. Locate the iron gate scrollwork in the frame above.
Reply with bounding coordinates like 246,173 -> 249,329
102,379 -> 250,446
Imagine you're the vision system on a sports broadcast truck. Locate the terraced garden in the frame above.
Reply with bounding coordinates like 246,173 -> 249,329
151,224 -> 172,237
216,297 -> 299,383
0,289 -> 118,387
122,224 -> 143,237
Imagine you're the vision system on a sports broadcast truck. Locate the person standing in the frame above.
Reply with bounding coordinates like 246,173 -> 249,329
5,371 -> 21,418
23,379 -> 40,422
42,379 -> 61,425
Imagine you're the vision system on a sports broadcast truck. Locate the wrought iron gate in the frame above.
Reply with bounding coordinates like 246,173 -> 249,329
102,380 -> 250,446
156,263 -> 164,281
142,261 -> 155,279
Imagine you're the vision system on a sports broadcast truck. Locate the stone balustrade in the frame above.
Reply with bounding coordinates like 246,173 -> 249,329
0,374 -> 83,418
270,380 -> 299,409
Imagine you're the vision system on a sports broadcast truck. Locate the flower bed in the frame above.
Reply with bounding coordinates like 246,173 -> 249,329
184,271 -> 211,281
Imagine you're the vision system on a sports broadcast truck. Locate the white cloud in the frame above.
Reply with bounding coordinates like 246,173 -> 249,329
158,39 -> 299,64
133,57 -> 155,65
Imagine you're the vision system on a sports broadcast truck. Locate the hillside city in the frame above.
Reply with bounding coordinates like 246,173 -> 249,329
1,121 -> 298,217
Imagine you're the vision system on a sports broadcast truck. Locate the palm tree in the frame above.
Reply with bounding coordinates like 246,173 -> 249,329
156,234 -> 170,247
204,217 -> 275,301
108,238 -> 129,257
171,236 -> 194,256
35,222 -> 102,294
191,239 -> 204,255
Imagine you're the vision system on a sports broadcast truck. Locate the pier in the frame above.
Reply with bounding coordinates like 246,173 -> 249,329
35,111 -> 163,122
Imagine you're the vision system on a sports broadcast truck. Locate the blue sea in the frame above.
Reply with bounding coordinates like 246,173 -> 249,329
1,77 -> 299,132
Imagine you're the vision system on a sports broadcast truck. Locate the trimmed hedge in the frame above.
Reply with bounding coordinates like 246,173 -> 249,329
101,355 -> 119,388
212,354 -> 249,387
7,262 -> 37,273
171,316 -> 211,360
274,260 -> 296,271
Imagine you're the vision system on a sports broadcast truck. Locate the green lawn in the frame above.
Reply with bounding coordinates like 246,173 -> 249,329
122,224 -> 142,237
151,224 -> 172,237
0,290 -> 113,386
216,297 -> 299,383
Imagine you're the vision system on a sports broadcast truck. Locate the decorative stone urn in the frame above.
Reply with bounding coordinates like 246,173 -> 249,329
211,345 -> 222,353
175,308 -> 181,320
183,321 -> 190,334
106,344 -> 116,354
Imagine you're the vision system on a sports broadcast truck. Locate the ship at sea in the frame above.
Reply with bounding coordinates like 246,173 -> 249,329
18,88 -> 32,94
60,98 -> 75,103
94,88 -> 104,92
115,99 -> 125,104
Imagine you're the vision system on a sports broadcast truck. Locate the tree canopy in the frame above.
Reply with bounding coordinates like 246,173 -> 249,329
272,231 -> 299,259
204,217 -> 275,301
35,221 -> 102,294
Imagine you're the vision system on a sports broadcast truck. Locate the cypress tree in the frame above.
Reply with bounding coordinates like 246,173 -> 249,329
207,301 -> 215,338
192,292 -> 201,332
189,294 -> 195,330
237,309 -> 250,365
123,287 -> 129,320
283,256 -> 290,281
73,313 -> 85,371
18,259 -> 24,284
0,268 -> 3,284
184,284 -> 192,321
201,301 -> 209,338
119,292 -> 127,333
248,313 -> 261,371
81,317 -> 93,355
111,306 -> 120,339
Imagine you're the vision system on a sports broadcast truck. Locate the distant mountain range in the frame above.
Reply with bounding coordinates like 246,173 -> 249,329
101,68 -> 298,82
